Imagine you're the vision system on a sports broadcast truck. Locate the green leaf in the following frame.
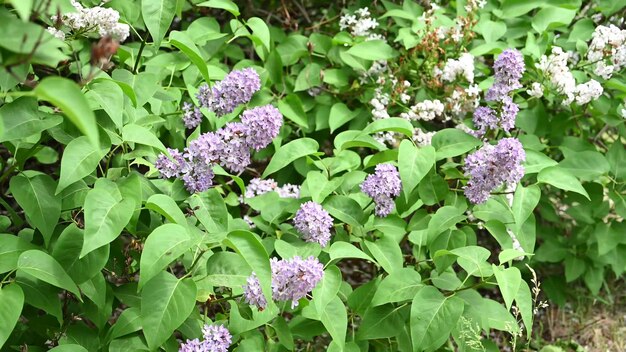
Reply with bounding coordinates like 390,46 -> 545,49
142,0 -> 177,47
14,272 -> 63,322
35,77 -> 99,147
559,151 -> 610,181
107,307 -> 142,341
186,189 -> 229,234
524,150 -> 558,174
141,272 -> 197,350
48,345 -> 89,352
247,17 -> 271,51
0,284 -> 24,349
431,129 -> 481,160
515,281 -> 533,339
205,252 -> 250,287
532,6 -> 577,33
492,265 -> 522,310
356,304 -> 407,340
362,118 -> 413,137
449,246 -> 493,277
7,0 -> 32,21
262,138 -> 319,177
138,224 -> 192,290
56,136 -> 109,194
52,224 -> 109,284
346,40 -> 396,61
0,234 -> 37,274
410,286 -> 463,352
123,124 -> 167,153
364,236 -> 403,275
87,80 -> 124,128
512,184 -> 540,231
427,206 -> 466,239
478,20 -> 507,43
323,195 -> 364,228
0,97 -> 62,142
224,231 -> 272,305
537,166 -> 590,200
9,173 -> 61,245
17,250 -> 81,297
399,142 -> 435,199
277,94 -> 309,128
328,242 -> 374,263
146,194 -> 188,226
312,266 -> 342,318
197,0 -> 240,16
169,31 -> 210,82
371,268 -> 422,306
81,188 -> 135,257
329,103 -> 359,133
320,296 -> 347,349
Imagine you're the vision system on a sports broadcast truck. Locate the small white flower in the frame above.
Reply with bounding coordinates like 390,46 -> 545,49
47,27 -> 66,40
526,82 -> 544,98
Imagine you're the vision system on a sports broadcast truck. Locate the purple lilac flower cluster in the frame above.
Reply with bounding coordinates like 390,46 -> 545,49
294,201 -> 334,247
178,324 -> 232,352
197,68 -> 261,116
472,96 -> 519,137
486,49 -> 525,101
243,256 -> 324,309
182,102 -> 203,129
473,49 -> 525,137
155,105 -> 283,193
360,163 -> 402,217
463,138 -> 526,204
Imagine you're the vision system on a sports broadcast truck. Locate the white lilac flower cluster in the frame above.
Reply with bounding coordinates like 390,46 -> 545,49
241,177 -> 300,201
464,0 -> 487,13
400,99 -> 445,121
536,47 -> 604,105
587,25 -> 626,79
436,53 -> 476,83
339,7 -> 383,41
50,0 -> 130,41
434,53 -> 481,116
413,128 -> 436,147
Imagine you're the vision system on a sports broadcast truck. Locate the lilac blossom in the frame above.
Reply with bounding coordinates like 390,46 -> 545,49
240,105 -> 283,151
486,49 -> 525,101
472,106 -> 498,137
361,163 -> 402,217
182,102 -> 203,129
500,96 -> 519,132
294,201 -> 334,247
242,178 -> 300,201
464,138 -> 526,204
196,68 -> 261,116
155,148 -> 188,178
178,324 -> 232,352
216,122 -> 250,173
243,256 -> 324,309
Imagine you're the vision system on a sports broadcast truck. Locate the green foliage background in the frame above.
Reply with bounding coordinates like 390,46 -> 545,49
0,0 -> 625,351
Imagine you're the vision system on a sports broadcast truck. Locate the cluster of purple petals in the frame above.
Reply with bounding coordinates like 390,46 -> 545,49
360,163 -> 402,217
241,105 -> 283,151
463,138 -> 526,204
216,122 -> 250,173
196,68 -> 261,116
294,201 -> 334,247
243,256 -> 324,309
486,49 -> 525,101
472,97 -> 519,137
179,324 -> 232,352
155,104 -> 283,193
182,102 -> 203,129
